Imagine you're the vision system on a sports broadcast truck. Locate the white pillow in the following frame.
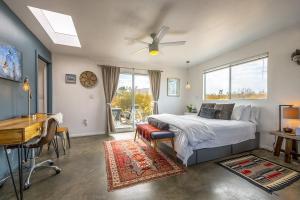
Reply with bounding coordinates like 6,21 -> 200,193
240,105 -> 251,121
250,106 -> 260,124
231,105 -> 245,120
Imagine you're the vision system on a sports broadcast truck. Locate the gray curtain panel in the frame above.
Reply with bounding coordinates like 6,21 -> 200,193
148,70 -> 161,114
100,65 -> 120,133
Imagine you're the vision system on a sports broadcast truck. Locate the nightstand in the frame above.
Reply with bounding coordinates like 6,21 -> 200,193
184,112 -> 197,116
269,131 -> 300,163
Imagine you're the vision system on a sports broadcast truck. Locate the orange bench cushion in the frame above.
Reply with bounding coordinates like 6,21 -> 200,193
136,124 -> 161,141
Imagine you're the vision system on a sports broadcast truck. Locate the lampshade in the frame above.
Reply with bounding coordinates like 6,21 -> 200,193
283,107 -> 299,119
22,77 -> 30,92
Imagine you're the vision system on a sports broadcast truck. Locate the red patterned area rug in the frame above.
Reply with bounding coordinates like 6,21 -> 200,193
104,139 -> 184,191
219,154 -> 300,193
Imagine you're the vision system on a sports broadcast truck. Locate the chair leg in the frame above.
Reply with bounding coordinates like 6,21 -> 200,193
24,148 -> 61,190
47,142 -> 51,151
60,134 -> 66,155
52,139 -> 59,158
66,130 -> 71,148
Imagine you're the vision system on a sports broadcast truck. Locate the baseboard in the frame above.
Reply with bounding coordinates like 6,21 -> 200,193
70,131 -> 105,138
259,144 -> 273,151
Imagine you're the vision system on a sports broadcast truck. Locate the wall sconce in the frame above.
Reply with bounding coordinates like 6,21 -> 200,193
185,82 -> 191,89
185,60 -> 191,90
22,77 -> 32,117
291,49 -> 300,65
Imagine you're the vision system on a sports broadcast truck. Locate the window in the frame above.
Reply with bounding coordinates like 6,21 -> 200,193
111,72 -> 153,132
204,68 -> 230,100
28,6 -> 81,47
204,55 -> 268,100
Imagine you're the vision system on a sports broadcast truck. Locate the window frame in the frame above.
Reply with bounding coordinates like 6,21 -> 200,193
203,54 -> 268,100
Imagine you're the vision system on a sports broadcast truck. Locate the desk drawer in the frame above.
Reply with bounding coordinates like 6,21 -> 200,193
0,129 -> 23,145
24,122 -> 43,142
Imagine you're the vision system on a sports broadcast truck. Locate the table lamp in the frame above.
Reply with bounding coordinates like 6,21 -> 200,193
22,77 -> 32,117
280,105 -> 299,133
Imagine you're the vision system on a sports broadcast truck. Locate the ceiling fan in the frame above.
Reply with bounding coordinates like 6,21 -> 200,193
126,26 -> 186,56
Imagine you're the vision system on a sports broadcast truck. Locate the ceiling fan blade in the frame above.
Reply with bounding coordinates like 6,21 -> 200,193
154,26 -> 170,42
160,41 -> 186,46
132,47 -> 148,55
125,37 -> 150,45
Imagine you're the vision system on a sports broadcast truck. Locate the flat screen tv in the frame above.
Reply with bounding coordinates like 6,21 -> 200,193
0,44 -> 22,82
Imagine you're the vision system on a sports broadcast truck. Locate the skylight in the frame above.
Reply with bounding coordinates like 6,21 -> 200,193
28,6 -> 81,47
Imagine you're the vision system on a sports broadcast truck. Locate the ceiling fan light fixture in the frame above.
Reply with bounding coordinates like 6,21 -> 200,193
149,49 -> 159,56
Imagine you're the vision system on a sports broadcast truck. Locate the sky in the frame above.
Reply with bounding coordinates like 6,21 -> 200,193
118,73 -> 150,89
205,58 -> 268,94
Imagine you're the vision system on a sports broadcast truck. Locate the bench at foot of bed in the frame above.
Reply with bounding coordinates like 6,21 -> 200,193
135,124 -> 176,156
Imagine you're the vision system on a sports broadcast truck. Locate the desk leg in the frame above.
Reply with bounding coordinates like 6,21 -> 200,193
17,144 -> 24,200
285,139 -> 293,163
274,136 -> 283,156
4,146 -> 19,200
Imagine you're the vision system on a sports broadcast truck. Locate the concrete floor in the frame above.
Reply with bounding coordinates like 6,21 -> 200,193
0,133 -> 299,200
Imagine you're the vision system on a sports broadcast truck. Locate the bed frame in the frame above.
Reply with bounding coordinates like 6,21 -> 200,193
159,132 -> 260,166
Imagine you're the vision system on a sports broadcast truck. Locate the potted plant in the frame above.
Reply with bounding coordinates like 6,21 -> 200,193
186,104 -> 193,113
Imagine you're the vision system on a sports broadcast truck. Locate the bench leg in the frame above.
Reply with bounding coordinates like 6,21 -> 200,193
171,138 -> 175,151
134,129 -> 138,141
171,138 -> 176,159
153,140 -> 158,150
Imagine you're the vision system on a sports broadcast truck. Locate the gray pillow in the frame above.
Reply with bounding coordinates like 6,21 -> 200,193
199,108 -> 218,119
148,117 -> 169,130
214,104 -> 235,120
198,103 -> 216,116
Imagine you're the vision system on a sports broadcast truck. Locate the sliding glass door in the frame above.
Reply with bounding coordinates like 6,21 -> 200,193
112,71 -> 153,132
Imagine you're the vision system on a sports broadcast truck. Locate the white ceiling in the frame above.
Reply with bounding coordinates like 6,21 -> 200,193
4,0 -> 300,68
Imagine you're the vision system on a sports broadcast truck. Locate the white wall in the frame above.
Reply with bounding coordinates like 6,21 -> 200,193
52,54 -> 187,137
187,24 -> 300,150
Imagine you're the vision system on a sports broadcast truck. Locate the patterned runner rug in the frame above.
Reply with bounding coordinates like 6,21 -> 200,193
104,139 -> 184,191
219,154 -> 300,192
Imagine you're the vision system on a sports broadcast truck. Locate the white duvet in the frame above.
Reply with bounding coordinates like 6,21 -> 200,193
150,114 -> 256,165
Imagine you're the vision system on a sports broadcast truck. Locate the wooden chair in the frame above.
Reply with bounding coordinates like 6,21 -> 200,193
56,127 -> 71,154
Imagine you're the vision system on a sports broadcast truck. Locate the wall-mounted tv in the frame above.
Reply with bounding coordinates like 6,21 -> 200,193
0,44 -> 22,82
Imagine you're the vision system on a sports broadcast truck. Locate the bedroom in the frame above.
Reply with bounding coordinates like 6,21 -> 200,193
0,0 -> 300,199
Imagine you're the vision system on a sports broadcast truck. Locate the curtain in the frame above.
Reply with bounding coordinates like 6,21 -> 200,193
148,70 -> 161,114
100,65 -> 120,133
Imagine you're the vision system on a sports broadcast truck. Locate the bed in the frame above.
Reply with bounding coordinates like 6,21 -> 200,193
149,114 -> 259,166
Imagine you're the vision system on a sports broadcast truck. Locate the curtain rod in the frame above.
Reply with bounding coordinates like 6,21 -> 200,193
97,64 -> 163,72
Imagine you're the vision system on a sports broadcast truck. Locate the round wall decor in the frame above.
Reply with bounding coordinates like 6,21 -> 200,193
80,71 -> 98,88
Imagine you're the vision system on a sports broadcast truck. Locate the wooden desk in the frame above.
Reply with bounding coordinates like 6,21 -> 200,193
270,131 -> 300,163
0,114 -> 49,200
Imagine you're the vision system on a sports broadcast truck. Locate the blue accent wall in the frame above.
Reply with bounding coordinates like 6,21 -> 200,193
0,0 -> 52,181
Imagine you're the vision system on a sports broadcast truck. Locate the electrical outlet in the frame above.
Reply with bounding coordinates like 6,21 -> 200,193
83,119 -> 88,126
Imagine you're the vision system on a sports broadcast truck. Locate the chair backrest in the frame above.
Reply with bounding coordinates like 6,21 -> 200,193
38,118 -> 58,146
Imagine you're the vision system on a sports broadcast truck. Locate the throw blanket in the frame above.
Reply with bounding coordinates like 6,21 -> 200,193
149,114 -> 216,165
136,124 -> 161,141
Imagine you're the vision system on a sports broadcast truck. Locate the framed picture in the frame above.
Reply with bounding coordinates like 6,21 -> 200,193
0,44 -> 22,82
65,74 -> 76,84
167,78 -> 180,97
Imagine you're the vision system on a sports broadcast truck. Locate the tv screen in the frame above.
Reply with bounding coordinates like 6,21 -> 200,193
0,44 -> 22,82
